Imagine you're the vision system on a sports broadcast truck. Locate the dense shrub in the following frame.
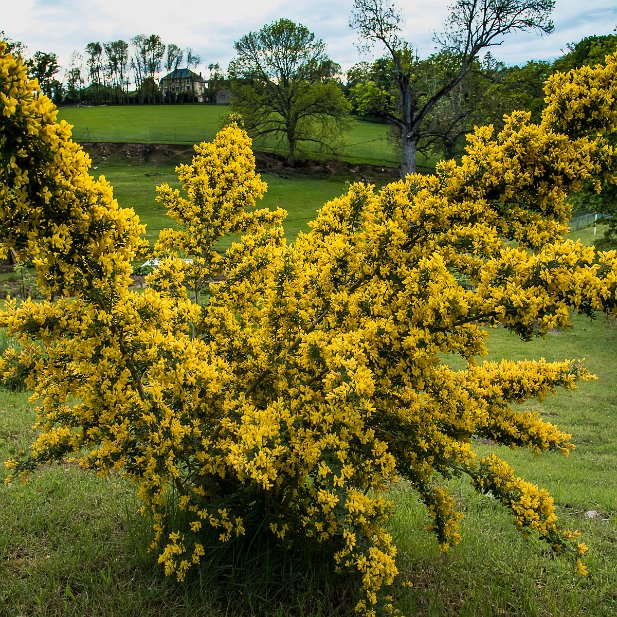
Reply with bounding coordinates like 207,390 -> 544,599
2,42 -> 617,615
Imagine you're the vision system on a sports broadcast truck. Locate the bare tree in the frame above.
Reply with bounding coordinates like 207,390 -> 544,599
185,48 -> 201,70
65,52 -> 85,104
131,34 -> 149,90
350,0 -> 554,176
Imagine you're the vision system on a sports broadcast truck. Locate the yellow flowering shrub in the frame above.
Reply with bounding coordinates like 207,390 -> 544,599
2,42 -> 617,615
151,124 -> 285,304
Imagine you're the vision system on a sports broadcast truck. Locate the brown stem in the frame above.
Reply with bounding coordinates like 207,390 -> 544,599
118,339 -> 147,400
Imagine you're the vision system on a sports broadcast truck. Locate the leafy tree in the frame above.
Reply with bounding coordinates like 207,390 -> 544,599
3,41 -> 617,615
229,18 -> 350,165
207,62 -> 222,87
131,34 -> 148,90
347,57 -> 392,95
144,34 -> 165,80
413,53 -> 484,161
205,62 -> 226,103
85,41 -> 104,103
104,40 -> 130,102
553,32 -> 617,73
29,51 -> 60,100
488,59 -> 552,124
420,57 -> 552,161
137,76 -> 161,104
350,0 -> 555,176
131,34 -> 165,103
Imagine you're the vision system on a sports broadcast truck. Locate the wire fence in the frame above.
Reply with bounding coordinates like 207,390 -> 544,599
570,212 -> 610,230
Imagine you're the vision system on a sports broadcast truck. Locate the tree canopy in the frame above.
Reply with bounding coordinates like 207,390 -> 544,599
350,0 -> 555,176
29,50 -> 60,100
553,32 -> 617,73
229,18 -> 350,164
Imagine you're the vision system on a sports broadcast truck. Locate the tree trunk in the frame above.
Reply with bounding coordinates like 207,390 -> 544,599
444,138 -> 456,162
287,133 -> 297,166
400,133 -> 417,178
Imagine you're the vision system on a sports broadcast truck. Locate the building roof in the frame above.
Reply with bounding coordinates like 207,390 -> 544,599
160,68 -> 204,82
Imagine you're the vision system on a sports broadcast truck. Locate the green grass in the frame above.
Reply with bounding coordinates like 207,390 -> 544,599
59,105 -> 411,168
568,223 -> 609,245
95,158 -> 360,246
59,105 -> 229,145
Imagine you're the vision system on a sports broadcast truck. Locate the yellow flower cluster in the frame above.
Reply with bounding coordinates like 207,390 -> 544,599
151,123 -> 285,305
2,43 -> 617,613
472,454 -> 587,567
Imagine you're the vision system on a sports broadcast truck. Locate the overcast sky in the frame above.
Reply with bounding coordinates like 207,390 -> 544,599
3,0 -> 616,77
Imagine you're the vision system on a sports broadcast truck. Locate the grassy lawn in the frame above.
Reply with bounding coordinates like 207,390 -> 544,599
59,105 -> 409,168
96,159 -> 354,247
59,105 -> 229,145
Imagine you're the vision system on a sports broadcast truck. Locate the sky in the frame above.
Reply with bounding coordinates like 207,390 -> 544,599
2,0 -> 616,79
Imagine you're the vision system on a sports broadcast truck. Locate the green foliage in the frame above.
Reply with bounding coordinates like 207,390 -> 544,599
553,33 -> 617,73
229,18 -> 351,164
349,81 -> 394,117
28,51 -> 61,101
475,59 -> 552,131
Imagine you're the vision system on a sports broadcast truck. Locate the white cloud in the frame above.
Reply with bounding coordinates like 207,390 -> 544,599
2,0 -> 616,77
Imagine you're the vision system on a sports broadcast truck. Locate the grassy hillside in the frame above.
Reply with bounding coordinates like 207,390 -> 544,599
59,105 -> 406,168
60,105 -> 228,145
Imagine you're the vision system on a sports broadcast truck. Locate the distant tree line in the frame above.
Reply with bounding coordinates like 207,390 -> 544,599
0,30 -> 226,105
63,35 -> 219,105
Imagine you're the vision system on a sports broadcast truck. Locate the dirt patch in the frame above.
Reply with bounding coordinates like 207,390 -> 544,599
82,141 -> 195,165
81,141 -> 400,183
